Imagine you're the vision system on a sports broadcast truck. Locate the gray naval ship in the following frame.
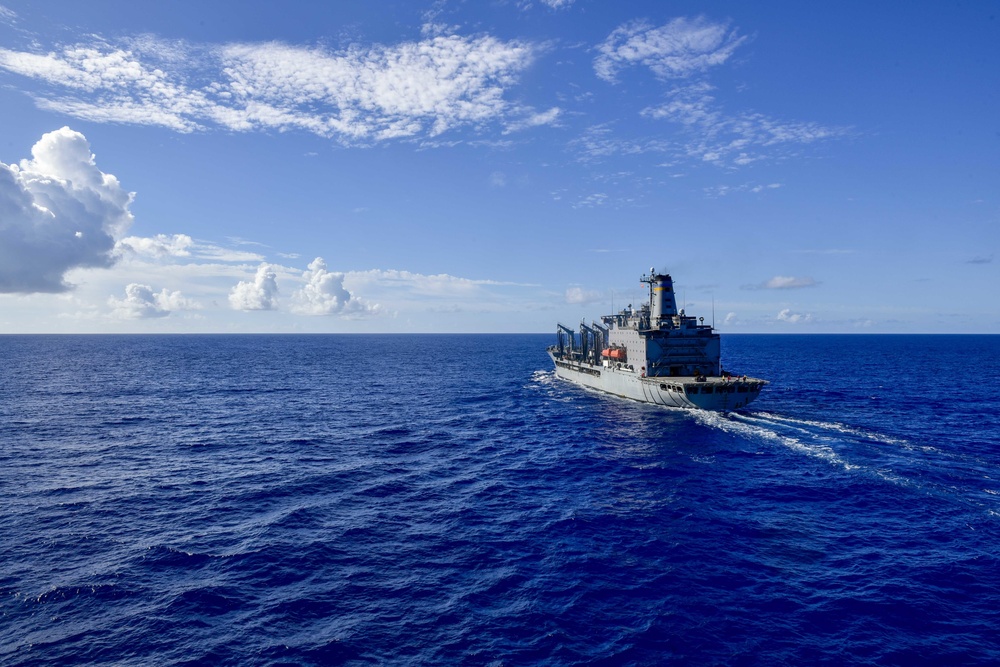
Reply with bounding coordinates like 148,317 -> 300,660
548,268 -> 767,411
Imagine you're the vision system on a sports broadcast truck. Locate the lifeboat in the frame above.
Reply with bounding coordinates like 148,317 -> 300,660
601,347 -> 627,361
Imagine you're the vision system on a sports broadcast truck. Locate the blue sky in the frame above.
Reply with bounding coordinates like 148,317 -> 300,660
0,0 -> 997,333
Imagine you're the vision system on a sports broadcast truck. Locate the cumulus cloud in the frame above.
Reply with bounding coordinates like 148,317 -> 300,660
777,308 -> 812,324
594,17 -> 746,83
229,263 -> 279,310
744,276 -> 820,290
292,257 -> 379,316
0,32 -> 539,144
108,282 -> 199,319
0,127 -> 134,293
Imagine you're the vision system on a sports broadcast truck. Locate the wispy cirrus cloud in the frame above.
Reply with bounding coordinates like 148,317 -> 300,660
570,122 -> 670,162
594,17 -> 746,83
347,269 -> 533,297
0,31 -> 552,143
704,182 -> 782,197
517,0 -> 575,11
642,82 -> 849,168
591,17 -> 848,169
573,193 -> 608,208
116,233 -> 265,263
744,276 -> 820,290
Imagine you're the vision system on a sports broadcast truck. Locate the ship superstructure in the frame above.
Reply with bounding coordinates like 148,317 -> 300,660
548,268 -> 766,411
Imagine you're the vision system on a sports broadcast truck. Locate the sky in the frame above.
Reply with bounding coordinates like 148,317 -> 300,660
0,0 -> 997,333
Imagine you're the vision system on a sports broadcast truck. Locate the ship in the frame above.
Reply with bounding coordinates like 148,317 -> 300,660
548,268 -> 767,411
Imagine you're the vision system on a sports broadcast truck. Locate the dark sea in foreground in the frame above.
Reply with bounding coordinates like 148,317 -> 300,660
2,334 -> 999,666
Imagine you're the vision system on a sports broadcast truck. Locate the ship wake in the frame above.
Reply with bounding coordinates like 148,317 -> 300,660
696,410 -> 1000,514
694,409 -> 865,474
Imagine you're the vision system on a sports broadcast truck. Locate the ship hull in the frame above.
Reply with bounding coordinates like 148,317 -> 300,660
549,352 -> 763,411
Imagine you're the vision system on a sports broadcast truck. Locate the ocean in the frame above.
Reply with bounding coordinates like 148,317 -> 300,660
1,334 -> 999,665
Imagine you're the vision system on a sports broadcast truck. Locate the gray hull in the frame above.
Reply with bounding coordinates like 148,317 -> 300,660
550,352 -> 764,411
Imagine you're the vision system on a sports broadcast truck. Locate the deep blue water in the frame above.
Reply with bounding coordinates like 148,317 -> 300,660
1,334 -> 999,666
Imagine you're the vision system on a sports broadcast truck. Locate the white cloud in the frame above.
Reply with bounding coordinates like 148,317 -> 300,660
347,269 -> 531,296
229,263 -> 279,310
744,276 -> 819,290
0,5 -> 16,23
116,233 -> 194,258
764,276 -> 819,289
115,234 -> 265,264
565,286 -> 602,304
594,17 -> 746,83
504,106 -> 562,133
571,123 -> 670,162
108,282 -> 199,319
0,43 -> 211,132
643,83 -> 848,168
723,311 -> 738,326
189,243 -> 266,263
517,0 -> 575,10
588,18 -> 847,169
704,182 -> 783,197
292,257 -> 380,317
777,308 -> 812,324
573,193 -> 607,208
0,33 -> 540,144
0,127 -> 134,293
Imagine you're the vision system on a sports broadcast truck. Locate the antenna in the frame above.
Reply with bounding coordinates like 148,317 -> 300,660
712,294 -> 715,328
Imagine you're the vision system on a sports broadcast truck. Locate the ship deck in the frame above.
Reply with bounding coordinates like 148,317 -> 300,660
644,374 -> 768,396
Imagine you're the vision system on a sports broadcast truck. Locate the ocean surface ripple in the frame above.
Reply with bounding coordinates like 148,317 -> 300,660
2,334 -> 999,665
